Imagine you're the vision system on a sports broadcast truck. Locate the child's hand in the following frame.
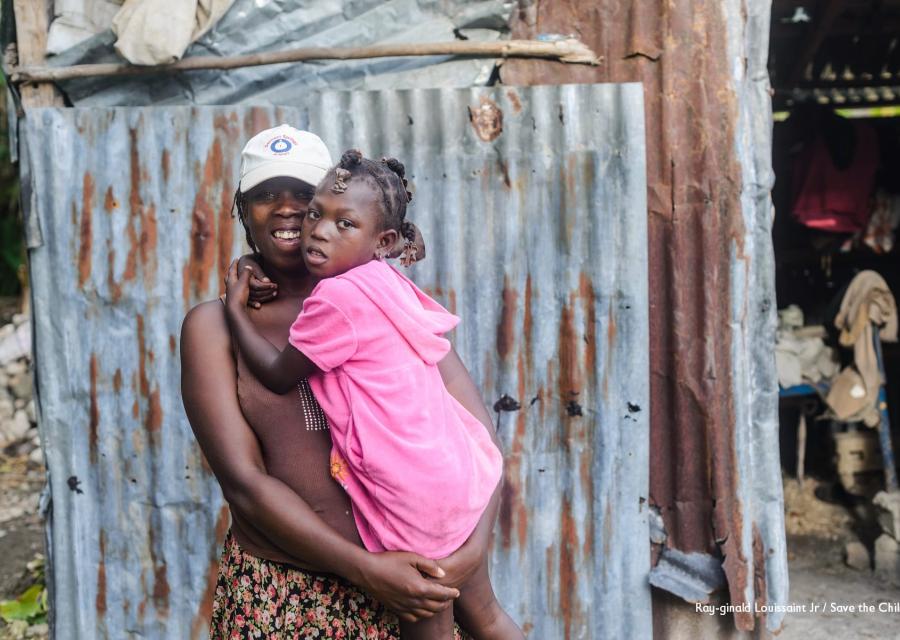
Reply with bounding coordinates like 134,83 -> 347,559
224,259 -> 253,312
239,253 -> 278,308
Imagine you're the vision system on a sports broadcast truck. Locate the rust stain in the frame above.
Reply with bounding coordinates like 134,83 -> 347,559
191,505 -> 230,638
78,172 -> 95,287
506,3 -> 753,627
447,289 -> 457,315
131,399 -> 139,419
112,369 -> 122,393
146,390 -> 162,432
752,524 -> 768,619
148,524 -> 170,615
169,334 -> 177,354
106,243 -> 122,302
579,272 -> 597,379
89,354 -> 99,465
95,531 -> 107,615
103,186 -> 118,212
161,149 -> 170,183
580,447 -> 594,557
523,275 -> 534,374
140,205 -> 158,270
498,480 -> 515,549
137,315 -> 149,397
496,278 -> 517,360
468,97 -> 503,142
558,302 -> 582,417
184,139 -> 225,304
559,497 -> 580,640
506,88 -> 523,113
153,564 -> 170,614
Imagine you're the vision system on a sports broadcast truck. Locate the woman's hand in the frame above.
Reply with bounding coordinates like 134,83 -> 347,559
433,537 -> 483,590
354,551 -> 459,622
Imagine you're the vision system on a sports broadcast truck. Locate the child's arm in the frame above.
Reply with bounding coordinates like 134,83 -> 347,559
224,260 -> 320,393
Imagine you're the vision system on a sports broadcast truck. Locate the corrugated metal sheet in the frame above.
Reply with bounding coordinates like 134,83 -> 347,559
22,83 -> 650,639
23,105 -> 301,639
503,0 -> 787,634
46,0 -> 513,107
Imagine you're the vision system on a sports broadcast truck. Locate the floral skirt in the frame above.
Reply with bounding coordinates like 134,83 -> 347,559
210,530 -> 470,639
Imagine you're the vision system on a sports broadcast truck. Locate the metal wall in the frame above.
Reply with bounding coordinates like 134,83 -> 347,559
503,0 -> 786,634
22,83 -> 649,639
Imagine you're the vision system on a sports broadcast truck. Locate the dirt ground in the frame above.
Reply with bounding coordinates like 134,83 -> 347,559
778,477 -> 900,639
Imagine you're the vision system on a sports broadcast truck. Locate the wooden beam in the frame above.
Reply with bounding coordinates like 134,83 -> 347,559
10,38 -> 601,85
11,0 -> 63,106
787,0 -> 849,85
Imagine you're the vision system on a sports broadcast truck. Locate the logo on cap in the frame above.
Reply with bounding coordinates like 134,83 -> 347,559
268,136 -> 294,155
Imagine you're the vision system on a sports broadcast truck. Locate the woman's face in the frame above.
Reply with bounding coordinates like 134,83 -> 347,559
244,177 -> 316,270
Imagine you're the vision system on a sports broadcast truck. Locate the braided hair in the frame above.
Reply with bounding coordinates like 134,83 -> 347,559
326,149 -> 415,244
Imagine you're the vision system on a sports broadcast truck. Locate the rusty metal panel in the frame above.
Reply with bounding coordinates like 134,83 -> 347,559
23,83 -> 649,639
22,105 -> 303,639
503,0 -> 786,633
307,83 -> 649,639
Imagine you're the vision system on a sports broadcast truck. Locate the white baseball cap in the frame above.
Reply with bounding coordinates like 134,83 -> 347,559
239,124 -> 332,192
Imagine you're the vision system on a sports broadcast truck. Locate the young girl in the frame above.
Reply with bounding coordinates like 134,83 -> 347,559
224,150 -> 523,639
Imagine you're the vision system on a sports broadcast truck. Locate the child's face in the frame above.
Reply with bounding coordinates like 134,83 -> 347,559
301,180 -> 396,278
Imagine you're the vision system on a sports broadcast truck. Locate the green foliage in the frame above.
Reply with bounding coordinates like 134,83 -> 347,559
0,585 -> 46,625
0,555 -> 47,625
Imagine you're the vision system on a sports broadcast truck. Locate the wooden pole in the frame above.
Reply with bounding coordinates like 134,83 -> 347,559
11,0 -> 64,106
10,39 -> 601,85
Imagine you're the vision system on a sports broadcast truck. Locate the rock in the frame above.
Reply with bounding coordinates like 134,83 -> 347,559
874,491 -> 900,540
7,410 -> 31,442
0,398 -> 13,420
11,313 -> 26,326
29,447 -> 43,465
0,321 -> 30,364
0,323 -> 13,340
845,540 -> 871,570
26,399 -> 35,423
14,397 -> 25,410
0,370 -> 7,387
874,534 -> 900,586
5,359 -> 26,376
26,622 -> 49,638
10,373 -> 33,400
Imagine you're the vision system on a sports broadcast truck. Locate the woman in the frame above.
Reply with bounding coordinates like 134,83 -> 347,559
180,125 -> 501,638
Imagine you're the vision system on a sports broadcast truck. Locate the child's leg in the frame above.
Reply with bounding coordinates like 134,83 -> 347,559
399,605 -> 455,640
454,556 -> 524,640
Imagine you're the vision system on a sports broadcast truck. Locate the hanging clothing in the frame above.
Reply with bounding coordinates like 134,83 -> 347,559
825,271 -> 897,426
792,122 -> 879,233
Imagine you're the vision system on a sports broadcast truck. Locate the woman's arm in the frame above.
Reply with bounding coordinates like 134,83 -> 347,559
435,348 -> 503,587
180,301 -> 459,620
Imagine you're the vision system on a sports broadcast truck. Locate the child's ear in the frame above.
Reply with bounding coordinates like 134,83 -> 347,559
377,229 -> 399,250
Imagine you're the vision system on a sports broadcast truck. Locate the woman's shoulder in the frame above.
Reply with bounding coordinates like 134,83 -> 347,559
181,299 -> 230,350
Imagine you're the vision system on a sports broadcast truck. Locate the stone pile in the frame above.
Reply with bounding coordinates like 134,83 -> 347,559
873,490 -> 900,586
0,314 -> 40,463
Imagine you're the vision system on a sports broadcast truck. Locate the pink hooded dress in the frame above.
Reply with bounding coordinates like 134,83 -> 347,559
288,260 -> 503,558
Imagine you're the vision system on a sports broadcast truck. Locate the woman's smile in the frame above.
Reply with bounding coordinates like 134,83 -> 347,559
271,225 -> 303,248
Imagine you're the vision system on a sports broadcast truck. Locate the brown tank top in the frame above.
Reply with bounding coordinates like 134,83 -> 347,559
228,314 -> 362,566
